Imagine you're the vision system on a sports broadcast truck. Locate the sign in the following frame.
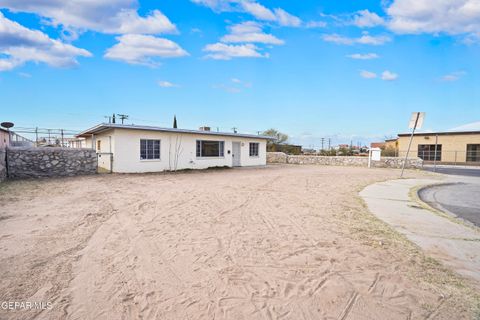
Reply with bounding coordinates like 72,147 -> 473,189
408,112 -> 425,129
371,148 -> 381,161
401,111 -> 426,177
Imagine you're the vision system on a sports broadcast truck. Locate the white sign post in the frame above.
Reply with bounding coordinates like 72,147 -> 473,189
368,147 -> 381,168
401,112 -> 425,177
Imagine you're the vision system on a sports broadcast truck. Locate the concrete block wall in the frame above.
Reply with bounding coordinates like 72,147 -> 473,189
267,152 -> 423,169
6,147 -> 97,179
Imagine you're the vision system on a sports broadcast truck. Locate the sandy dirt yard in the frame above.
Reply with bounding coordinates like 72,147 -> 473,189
0,165 -> 478,319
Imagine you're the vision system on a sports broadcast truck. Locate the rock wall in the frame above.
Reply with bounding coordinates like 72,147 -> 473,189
0,148 -> 6,182
267,152 -> 423,169
266,152 -> 287,164
7,147 -> 97,179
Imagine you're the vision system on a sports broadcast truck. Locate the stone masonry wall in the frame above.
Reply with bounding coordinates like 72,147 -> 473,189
0,148 -> 6,182
267,152 -> 423,169
7,147 -> 97,179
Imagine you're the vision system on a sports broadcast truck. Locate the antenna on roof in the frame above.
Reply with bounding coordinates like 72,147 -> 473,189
173,115 -> 178,129
117,114 -> 129,124
232,127 -> 237,133
104,115 -> 112,123
112,113 -> 116,124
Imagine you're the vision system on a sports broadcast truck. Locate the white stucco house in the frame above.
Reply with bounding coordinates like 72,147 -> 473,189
76,123 -> 269,173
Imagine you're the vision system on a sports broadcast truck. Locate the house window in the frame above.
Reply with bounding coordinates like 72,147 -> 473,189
249,142 -> 259,157
140,139 -> 160,160
467,144 -> 480,162
196,140 -> 224,157
418,144 -> 441,161
97,140 -> 101,151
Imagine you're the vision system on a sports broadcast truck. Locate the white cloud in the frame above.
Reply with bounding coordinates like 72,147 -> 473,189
441,71 -> 466,82
104,34 -> 188,66
0,12 -> 91,71
240,1 -> 276,21
381,70 -> 398,81
221,21 -> 284,45
158,80 -> 179,88
0,1 -> 177,35
191,0 -> 302,27
353,10 -> 385,28
323,33 -> 391,45
213,77 -> 252,93
347,53 -> 379,60
274,8 -> 302,27
386,0 -> 480,37
357,34 -> 391,45
360,70 -> 377,79
306,21 -> 327,28
203,42 -> 268,60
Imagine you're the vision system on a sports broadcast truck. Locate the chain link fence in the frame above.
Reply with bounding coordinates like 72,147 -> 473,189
398,150 -> 480,167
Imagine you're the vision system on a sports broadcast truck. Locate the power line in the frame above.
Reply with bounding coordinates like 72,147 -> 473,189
117,114 -> 129,124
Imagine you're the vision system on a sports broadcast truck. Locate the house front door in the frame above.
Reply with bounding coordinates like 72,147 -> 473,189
232,142 -> 241,167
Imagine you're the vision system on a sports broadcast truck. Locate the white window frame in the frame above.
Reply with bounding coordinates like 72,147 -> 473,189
196,140 -> 225,158
249,142 -> 259,157
140,139 -> 161,160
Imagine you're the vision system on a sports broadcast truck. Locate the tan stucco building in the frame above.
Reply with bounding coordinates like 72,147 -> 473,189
397,131 -> 480,164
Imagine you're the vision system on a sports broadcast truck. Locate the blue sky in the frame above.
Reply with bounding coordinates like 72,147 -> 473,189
0,0 -> 479,147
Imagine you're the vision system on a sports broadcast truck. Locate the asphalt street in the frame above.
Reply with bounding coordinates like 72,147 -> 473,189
419,182 -> 480,227
422,166 -> 480,177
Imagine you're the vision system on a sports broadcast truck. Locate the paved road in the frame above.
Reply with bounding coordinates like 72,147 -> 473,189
419,183 -> 480,227
422,166 -> 480,177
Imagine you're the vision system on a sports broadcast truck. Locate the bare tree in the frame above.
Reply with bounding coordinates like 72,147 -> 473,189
168,135 -> 183,171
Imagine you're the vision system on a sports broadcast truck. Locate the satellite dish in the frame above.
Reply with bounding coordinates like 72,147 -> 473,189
1,122 -> 14,129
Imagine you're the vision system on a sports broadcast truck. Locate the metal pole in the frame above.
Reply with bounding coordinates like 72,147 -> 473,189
401,113 -> 420,177
433,134 -> 438,172
368,149 -> 372,168
61,129 -> 64,148
35,127 -> 39,147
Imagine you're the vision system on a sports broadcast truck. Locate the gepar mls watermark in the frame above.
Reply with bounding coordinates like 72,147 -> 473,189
1,301 -> 52,311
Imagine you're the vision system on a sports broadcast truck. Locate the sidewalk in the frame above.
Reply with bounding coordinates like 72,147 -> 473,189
360,178 -> 480,286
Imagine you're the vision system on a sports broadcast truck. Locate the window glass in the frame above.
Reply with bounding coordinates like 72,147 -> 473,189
196,140 -> 224,157
249,142 -> 259,156
467,144 -> 480,162
417,144 -> 441,161
140,139 -> 160,160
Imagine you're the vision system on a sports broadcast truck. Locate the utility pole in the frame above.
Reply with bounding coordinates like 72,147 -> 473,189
35,127 -> 39,147
320,138 -> 325,151
61,129 -> 64,147
328,138 -> 331,150
117,114 -> 129,124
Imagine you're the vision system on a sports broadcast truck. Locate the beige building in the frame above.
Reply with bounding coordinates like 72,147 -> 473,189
397,131 -> 480,164
77,123 -> 269,173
